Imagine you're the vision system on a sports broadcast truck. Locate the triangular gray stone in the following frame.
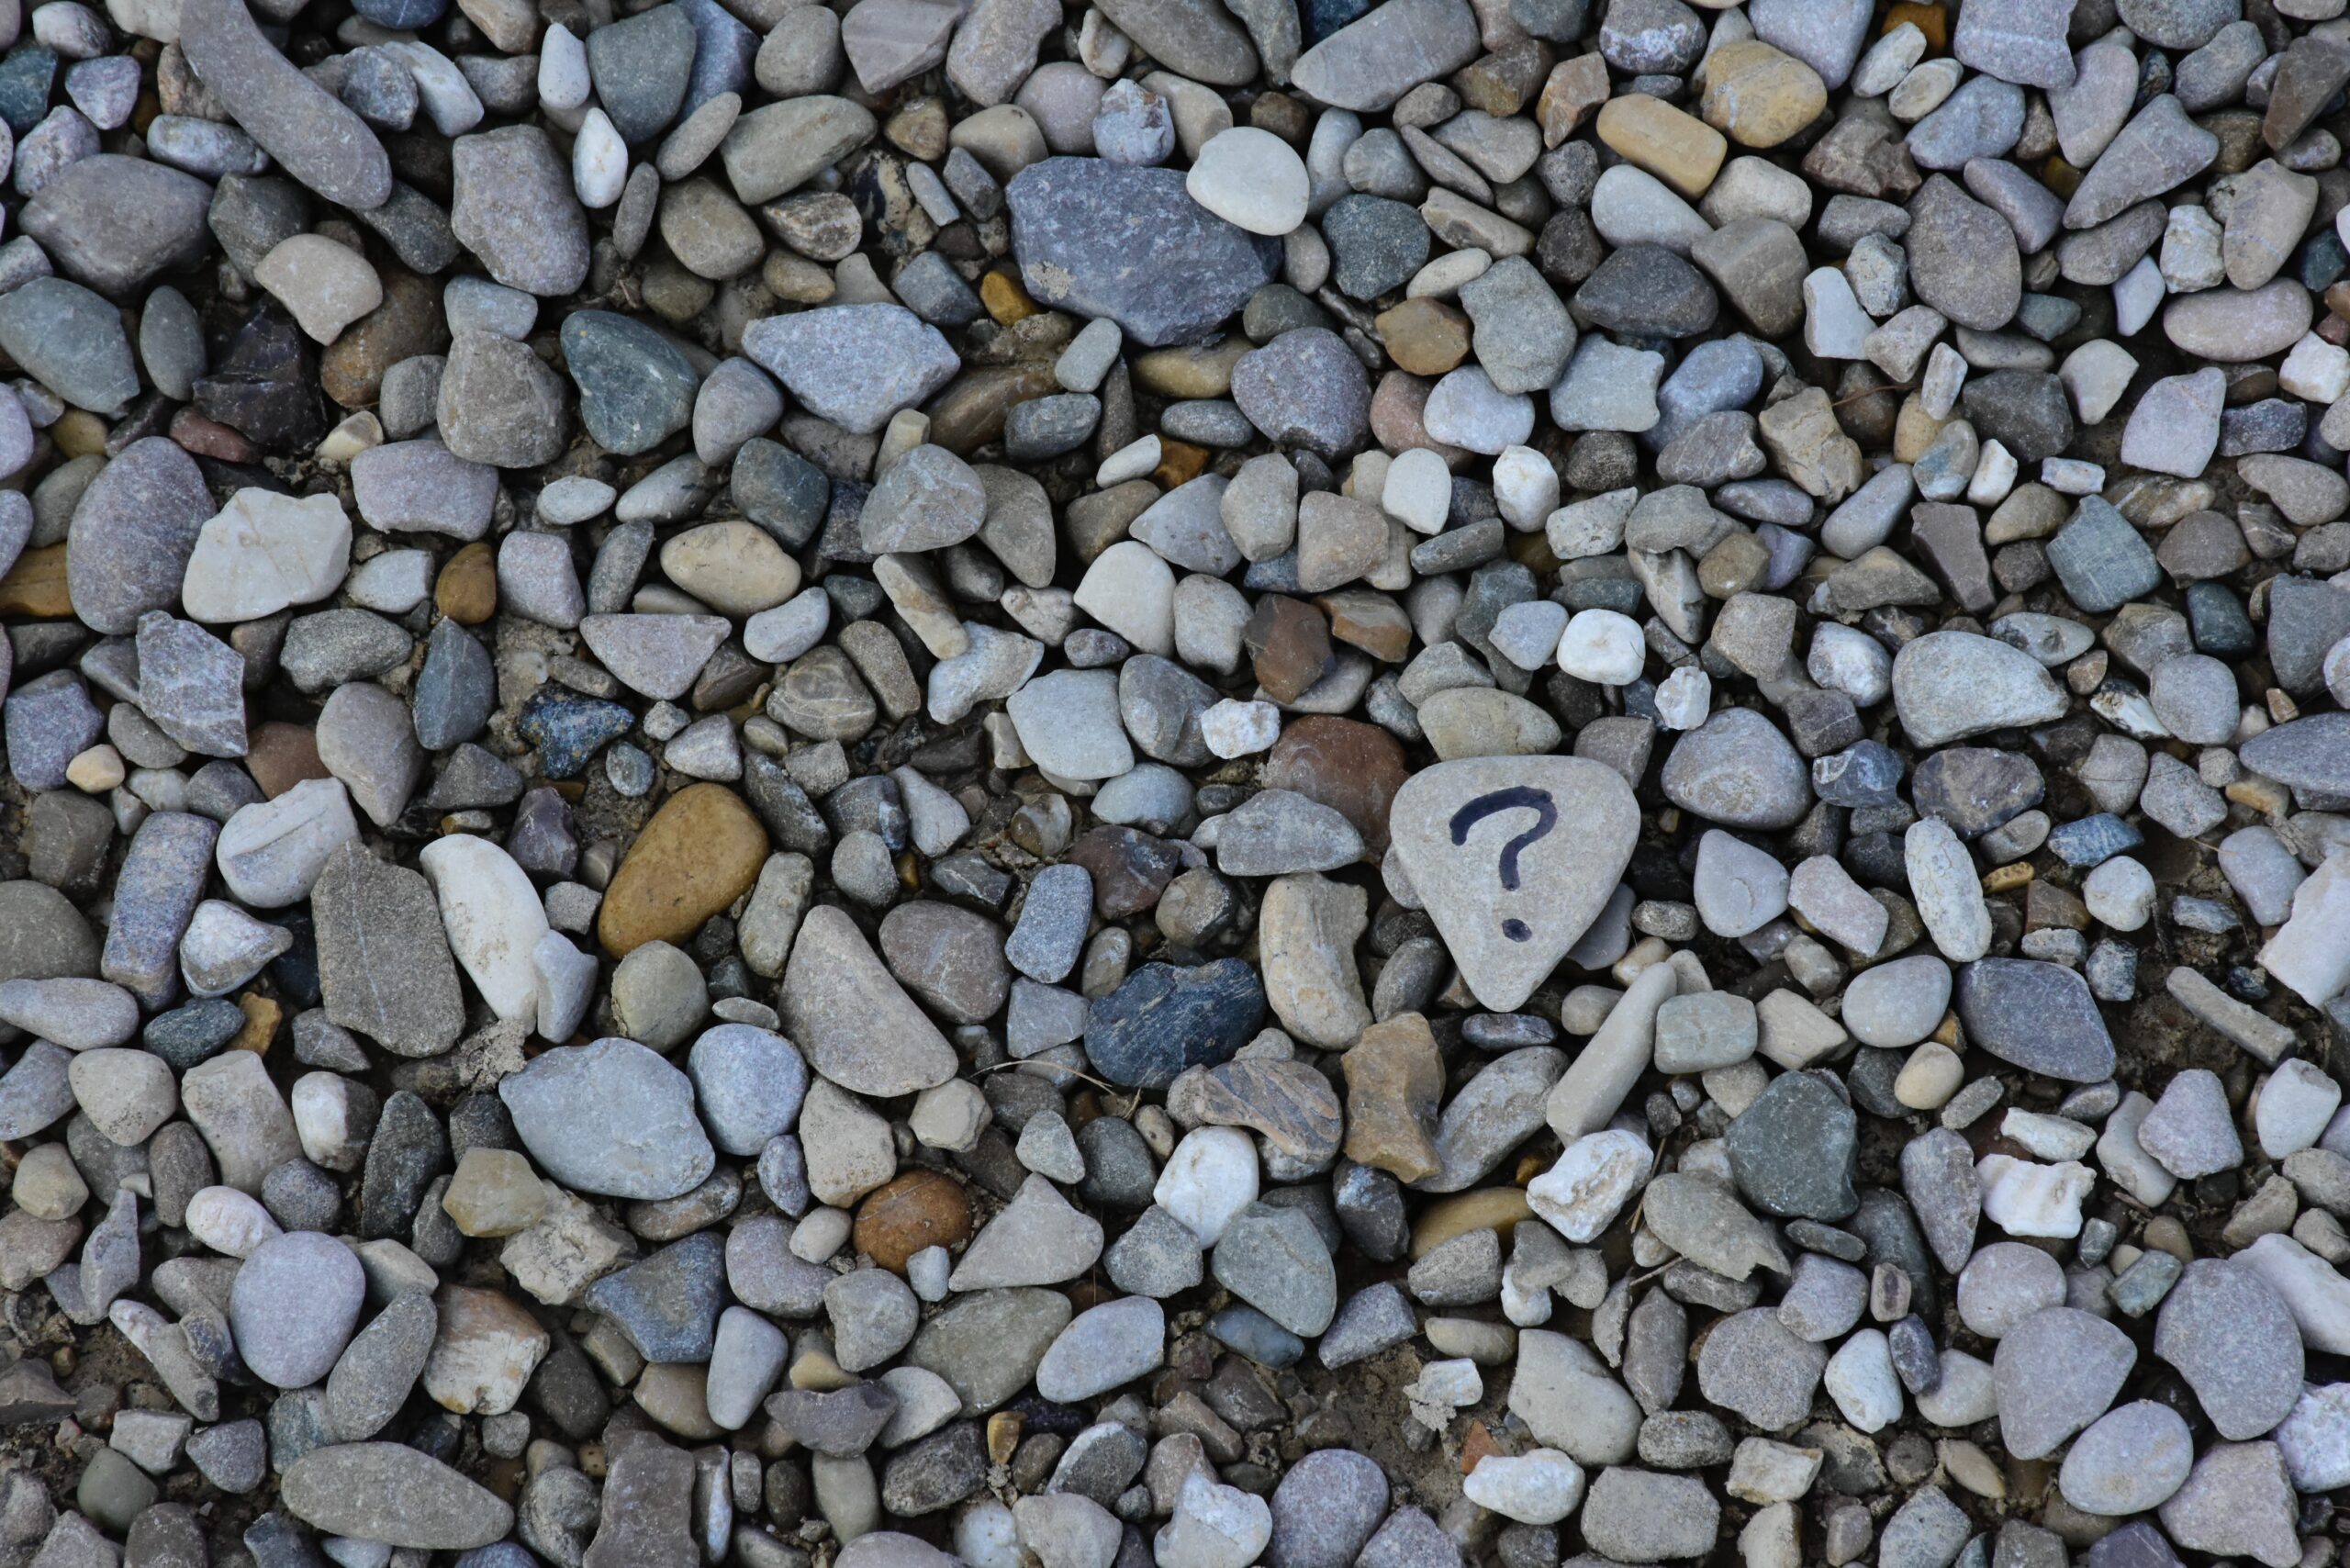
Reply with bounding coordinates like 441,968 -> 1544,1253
1390,756 -> 1639,1011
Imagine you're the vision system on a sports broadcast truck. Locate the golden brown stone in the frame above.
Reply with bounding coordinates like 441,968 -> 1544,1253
1342,1013 -> 1444,1182
597,782 -> 769,955
1373,297 -> 1471,377
1698,40 -> 1828,150
1132,337 -> 1252,398
232,993 -> 280,1054
1595,94 -> 1729,200
245,722 -> 329,798
1408,1188 -> 1534,1259
435,543 -> 497,624
1317,588 -> 1414,664
927,362 -> 1058,454
0,544 -> 72,617
980,270 -> 1040,324
853,1169 -> 972,1272
322,270 -> 448,409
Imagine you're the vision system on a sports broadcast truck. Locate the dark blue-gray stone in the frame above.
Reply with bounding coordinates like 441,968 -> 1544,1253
2242,712 -> 2350,796
517,693 -> 634,779
0,46 -> 55,135
1811,739 -> 1904,806
145,998 -> 244,1071
357,1089 -> 447,1240
1726,1070 -> 1859,1221
1572,244 -> 1719,337
734,438 -> 830,547
0,274 -> 139,416
413,619 -> 496,752
585,6 -> 698,142
4,671 -> 102,791
677,0 -> 755,116
1322,193 -> 1431,300
351,0 -> 446,28
1006,157 -> 1279,347
2045,498 -> 2161,614
582,1232 -> 726,1362
2187,581 -> 2256,655
1953,958 -> 2117,1082
1083,958 -> 1266,1090
2046,812 -> 2143,867
560,309 -> 699,455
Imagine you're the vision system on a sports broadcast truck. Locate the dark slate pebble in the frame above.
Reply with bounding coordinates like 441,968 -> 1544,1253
1322,194 -> 1432,301
1953,958 -> 2117,1082
584,1232 -> 727,1362
734,438 -> 831,547
0,46 -> 52,135
1005,158 -> 1279,347
1725,1069 -> 1858,1221
1909,746 -> 2042,837
880,1421 -> 987,1515
517,693 -> 635,778
357,1090 -> 448,1241
1572,244 -> 1718,337
584,5 -> 699,143
145,999 -> 244,1072
1958,371 -> 2072,464
414,620 -> 497,752
1083,958 -> 1267,1090
1812,740 -> 1904,807
560,309 -> 699,456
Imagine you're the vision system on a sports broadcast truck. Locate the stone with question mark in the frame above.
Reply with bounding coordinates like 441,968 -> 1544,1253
1388,756 -> 1640,1012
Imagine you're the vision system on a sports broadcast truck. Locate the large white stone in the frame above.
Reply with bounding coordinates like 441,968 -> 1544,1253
419,835 -> 551,1024
215,778 -> 361,907
1185,128 -> 1308,236
180,489 -> 352,623
1154,1126 -> 1259,1246
2261,852 -> 2350,1009
1527,1128 -> 1650,1243
1462,1450 -> 1585,1526
1391,756 -> 1639,1012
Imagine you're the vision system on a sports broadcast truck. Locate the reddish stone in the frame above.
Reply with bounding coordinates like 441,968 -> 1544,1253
854,1170 -> 972,1273
1068,825 -> 1181,918
1262,715 -> 1410,851
245,722 -> 330,798
169,408 -> 260,464
1242,595 -> 1332,704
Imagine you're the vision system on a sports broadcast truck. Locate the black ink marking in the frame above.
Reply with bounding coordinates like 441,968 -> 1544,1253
1502,918 -> 1532,942
1449,785 -> 1559,895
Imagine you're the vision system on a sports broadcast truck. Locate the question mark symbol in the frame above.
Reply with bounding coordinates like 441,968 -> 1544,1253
1449,786 -> 1559,944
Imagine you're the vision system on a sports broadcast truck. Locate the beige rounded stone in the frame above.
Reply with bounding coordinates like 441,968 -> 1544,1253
1895,1040 -> 1965,1110
658,520 -> 801,616
253,234 -> 386,345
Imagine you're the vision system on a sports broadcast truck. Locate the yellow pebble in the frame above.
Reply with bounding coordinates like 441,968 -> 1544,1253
51,411 -> 107,458
980,270 -> 1040,324
64,744 -> 125,792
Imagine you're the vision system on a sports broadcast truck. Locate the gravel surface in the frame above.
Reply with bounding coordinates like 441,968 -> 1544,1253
1,1 -> 2349,1567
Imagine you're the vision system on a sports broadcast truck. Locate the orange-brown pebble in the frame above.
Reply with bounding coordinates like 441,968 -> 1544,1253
0,543 -> 72,617
244,722 -> 330,799
853,1169 -> 973,1272
596,782 -> 769,955
170,408 -> 260,464
435,542 -> 498,624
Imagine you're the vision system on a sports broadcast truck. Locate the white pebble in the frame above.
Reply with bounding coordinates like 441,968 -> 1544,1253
574,108 -> 627,208
1557,608 -> 1645,685
1199,699 -> 1281,759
